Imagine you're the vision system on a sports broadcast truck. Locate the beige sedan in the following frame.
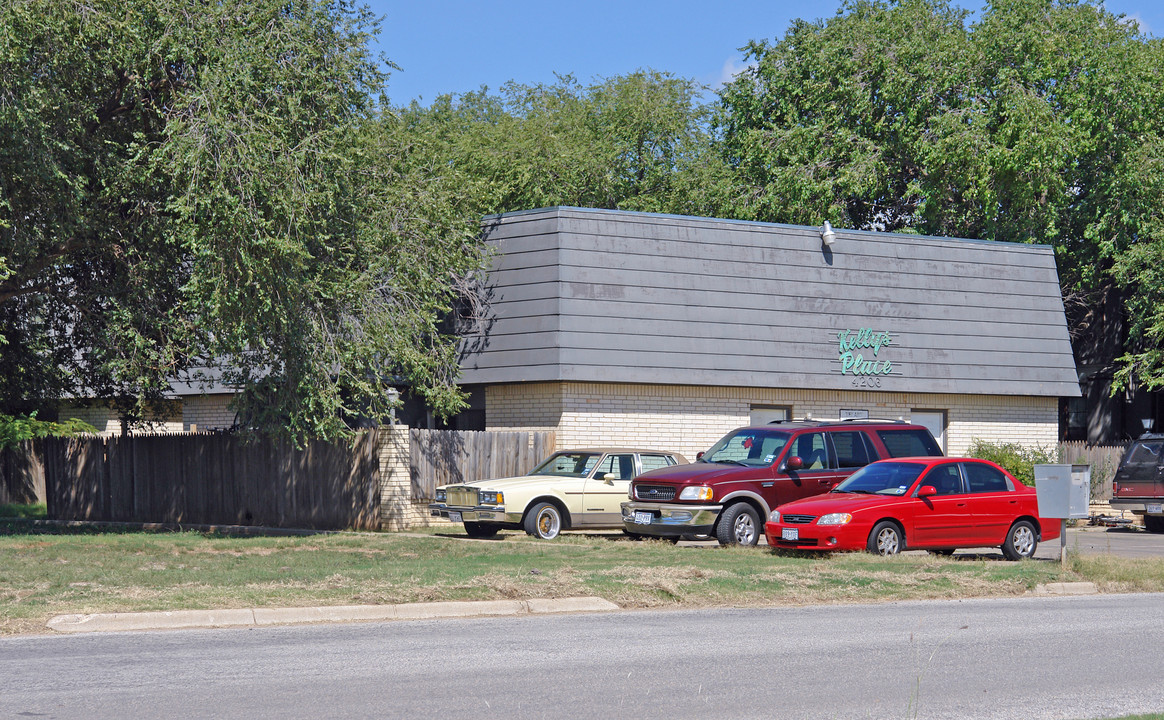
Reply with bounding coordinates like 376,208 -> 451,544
429,448 -> 687,539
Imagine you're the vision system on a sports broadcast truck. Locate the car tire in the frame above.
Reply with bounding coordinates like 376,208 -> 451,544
716,503 -> 761,546
1144,515 -> 1164,533
524,502 -> 564,540
1001,519 -> 1038,560
867,521 -> 903,555
464,522 -> 499,538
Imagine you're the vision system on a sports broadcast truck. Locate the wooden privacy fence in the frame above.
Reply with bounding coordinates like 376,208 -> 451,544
1058,440 -> 1128,502
42,431 -> 381,530
1,440 -> 45,504
410,429 -> 556,500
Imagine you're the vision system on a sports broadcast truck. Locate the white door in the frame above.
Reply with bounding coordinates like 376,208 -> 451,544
911,410 -> 947,453
750,406 -> 790,425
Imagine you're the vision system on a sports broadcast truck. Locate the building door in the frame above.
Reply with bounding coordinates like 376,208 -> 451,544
750,405 -> 790,425
911,410 -> 947,453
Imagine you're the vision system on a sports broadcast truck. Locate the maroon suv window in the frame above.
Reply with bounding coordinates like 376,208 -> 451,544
789,433 -> 828,470
877,429 -> 942,457
830,430 -> 873,468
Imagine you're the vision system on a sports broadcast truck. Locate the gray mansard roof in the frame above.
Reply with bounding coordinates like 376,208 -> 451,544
458,207 -> 1080,397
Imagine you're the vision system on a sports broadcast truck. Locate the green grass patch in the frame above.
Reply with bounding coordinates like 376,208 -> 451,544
1069,553 -> 1164,593
0,523 -> 1158,636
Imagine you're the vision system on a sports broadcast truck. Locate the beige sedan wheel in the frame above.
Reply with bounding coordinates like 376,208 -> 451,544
524,502 -> 563,540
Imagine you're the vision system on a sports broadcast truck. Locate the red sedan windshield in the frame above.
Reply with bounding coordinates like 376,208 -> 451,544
834,461 -> 926,495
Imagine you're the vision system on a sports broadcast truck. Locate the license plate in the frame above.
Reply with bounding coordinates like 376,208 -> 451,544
633,511 -> 653,525
781,527 -> 799,541
1148,504 -> 1163,514
448,511 -> 462,523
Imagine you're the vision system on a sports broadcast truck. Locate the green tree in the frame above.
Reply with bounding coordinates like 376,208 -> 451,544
716,0 -> 1164,391
0,0 -> 484,439
717,0 -> 978,230
398,71 -> 728,218
0,412 -> 96,451
966,439 -> 1056,487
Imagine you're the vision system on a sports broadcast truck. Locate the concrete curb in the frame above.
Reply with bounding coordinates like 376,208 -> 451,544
1032,582 -> 1098,596
46,596 -> 621,634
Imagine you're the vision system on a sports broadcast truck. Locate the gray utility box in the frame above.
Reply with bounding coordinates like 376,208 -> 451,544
1034,464 -> 1091,519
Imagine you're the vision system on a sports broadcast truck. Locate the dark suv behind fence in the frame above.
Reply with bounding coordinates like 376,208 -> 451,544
621,419 -> 943,546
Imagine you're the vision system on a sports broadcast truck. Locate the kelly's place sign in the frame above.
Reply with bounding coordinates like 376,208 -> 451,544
837,328 -> 895,376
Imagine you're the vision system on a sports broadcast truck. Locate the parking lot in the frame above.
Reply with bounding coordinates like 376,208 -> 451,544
1034,524 -> 1164,560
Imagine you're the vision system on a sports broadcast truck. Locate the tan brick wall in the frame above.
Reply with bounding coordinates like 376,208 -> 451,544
486,382 -> 1058,460
181,394 -> 236,431
59,401 -> 184,435
58,403 -> 123,434
61,396 -> 235,435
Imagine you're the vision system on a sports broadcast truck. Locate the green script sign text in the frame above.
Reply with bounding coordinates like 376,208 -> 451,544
838,328 -> 894,376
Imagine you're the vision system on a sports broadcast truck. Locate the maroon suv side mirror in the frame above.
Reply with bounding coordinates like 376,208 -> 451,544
696,451 -> 704,460
785,456 -> 804,471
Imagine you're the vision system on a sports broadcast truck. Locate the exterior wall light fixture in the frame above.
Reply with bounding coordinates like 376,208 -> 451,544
821,221 -> 837,246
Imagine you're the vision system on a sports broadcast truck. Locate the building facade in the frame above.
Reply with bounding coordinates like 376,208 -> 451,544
458,207 -> 1080,457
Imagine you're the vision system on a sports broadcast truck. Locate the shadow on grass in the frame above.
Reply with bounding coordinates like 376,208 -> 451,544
0,515 -> 333,540
768,546 -> 1061,563
0,518 -> 142,537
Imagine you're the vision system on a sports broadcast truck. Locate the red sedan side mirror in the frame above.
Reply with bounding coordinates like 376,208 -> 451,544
786,456 -> 804,471
917,485 -> 937,497
696,451 -> 704,460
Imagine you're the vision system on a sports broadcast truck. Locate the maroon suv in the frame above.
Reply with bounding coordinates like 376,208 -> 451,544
620,420 -> 943,545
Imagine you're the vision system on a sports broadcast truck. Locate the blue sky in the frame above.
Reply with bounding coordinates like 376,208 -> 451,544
368,0 -> 1163,107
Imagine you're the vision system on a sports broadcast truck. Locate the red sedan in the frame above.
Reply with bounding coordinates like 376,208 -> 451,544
764,457 -> 1060,559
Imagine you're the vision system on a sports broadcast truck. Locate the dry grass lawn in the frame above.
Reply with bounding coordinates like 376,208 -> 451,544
3,521 -> 1162,636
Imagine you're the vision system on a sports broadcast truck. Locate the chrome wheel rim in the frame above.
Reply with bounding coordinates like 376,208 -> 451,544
537,508 -> 560,538
876,527 -> 900,555
1013,525 -> 1035,556
733,513 -> 756,544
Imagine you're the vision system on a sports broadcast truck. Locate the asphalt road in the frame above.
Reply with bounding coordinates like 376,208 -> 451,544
3,593 -> 1163,720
